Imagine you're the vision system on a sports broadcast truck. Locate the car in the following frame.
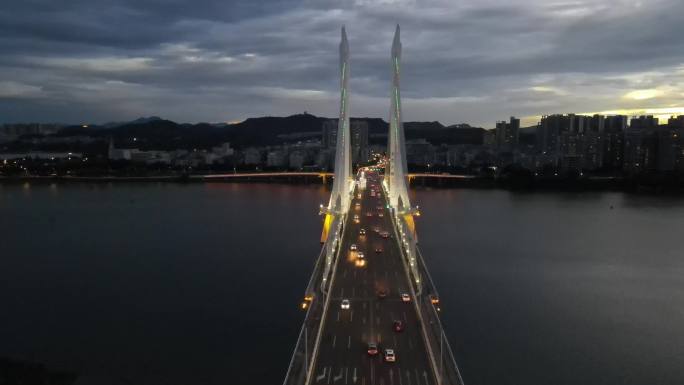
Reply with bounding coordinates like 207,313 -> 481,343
375,247 -> 383,253
393,320 -> 404,332
366,212 -> 373,217
429,294 -> 440,305
378,212 -> 384,217
377,289 -> 388,299
353,214 -> 360,223
350,244 -> 357,251
381,231 -> 390,239
355,202 -> 361,209
373,226 -> 380,233
401,293 -> 411,303
367,342 -> 379,356
359,228 -> 366,236
341,299 -> 350,309
357,251 -> 365,259
383,349 -> 396,362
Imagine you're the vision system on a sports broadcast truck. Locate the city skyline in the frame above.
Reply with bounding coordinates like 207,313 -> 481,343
2,0 -> 684,127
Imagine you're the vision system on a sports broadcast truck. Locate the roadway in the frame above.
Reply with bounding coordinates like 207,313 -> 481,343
310,171 -> 436,385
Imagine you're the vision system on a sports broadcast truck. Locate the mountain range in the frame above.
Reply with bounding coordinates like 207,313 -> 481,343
10,113 -> 489,152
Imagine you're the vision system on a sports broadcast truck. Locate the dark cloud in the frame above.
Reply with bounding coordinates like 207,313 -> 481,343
1,0 -> 683,126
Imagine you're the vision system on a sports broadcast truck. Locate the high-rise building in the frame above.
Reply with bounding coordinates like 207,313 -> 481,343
603,115 -> 627,170
322,119 -> 368,166
623,116 -> 659,174
321,120 -> 337,149
495,116 -> 519,150
582,114 -> 605,170
350,120 -> 369,164
657,116 -> 684,172
537,114 -> 611,171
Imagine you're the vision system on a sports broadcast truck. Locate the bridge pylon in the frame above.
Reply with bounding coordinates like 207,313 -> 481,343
319,25 -> 354,292
383,24 -> 421,289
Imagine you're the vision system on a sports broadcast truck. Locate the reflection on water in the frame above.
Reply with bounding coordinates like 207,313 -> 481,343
0,184 -> 682,385
414,188 -> 684,385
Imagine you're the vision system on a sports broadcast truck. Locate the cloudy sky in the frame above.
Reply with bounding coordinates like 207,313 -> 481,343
1,0 -> 684,127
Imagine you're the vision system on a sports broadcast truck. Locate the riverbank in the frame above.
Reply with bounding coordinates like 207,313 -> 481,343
2,173 -> 683,193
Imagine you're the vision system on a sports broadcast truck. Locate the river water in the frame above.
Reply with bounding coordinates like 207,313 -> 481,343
0,182 -> 682,385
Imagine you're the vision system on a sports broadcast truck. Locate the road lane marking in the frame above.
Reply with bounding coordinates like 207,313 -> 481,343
422,371 -> 429,385
332,335 -> 337,348
402,312 -> 407,323
405,371 -> 411,385
363,302 -> 367,309
326,366 -> 331,384
337,311 -> 340,322
347,335 -> 351,349
352,287 -> 355,297
345,367 -> 349,384
350,310 -> 354,322
353,368 -> 358,384
362,317 -> 366,324
389,369 -> 395,385
414,370 -> 420,385
334,368 -> 344,383
398,367 -> 403,385
316,367 -> 327,383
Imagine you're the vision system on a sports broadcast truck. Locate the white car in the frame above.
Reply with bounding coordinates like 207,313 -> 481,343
401,293 -> 411,303
357,251 -> 365,259
384,349 -> 396,362
341,299 -> 350,309
350,244 -> 357,251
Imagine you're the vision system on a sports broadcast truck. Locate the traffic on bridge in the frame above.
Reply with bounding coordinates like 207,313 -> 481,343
284,25 -> 463,385
311,171 -> 435,385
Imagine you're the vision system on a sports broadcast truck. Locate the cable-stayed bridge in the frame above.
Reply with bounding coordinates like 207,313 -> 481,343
284,26 -> 464,385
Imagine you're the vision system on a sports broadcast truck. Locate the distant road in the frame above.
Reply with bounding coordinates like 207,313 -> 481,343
0,172 -> 479,183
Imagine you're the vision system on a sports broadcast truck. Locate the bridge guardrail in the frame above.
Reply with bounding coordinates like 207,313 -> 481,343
385,195 -> 465,385
283,211 -> 347,385
282,245 -> 327,385
414,246 -> 465,385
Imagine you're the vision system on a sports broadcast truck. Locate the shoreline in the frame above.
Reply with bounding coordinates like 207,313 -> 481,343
2,173 -> 683,194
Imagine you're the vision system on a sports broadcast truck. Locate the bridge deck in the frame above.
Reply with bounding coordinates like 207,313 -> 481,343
311,171 -> 436,385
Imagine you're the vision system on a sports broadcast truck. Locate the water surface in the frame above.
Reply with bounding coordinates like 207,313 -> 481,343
1,183 -> 682,384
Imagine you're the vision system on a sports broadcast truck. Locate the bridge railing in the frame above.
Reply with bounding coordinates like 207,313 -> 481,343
384,196 -> 464,384
414,246 -> 465,385
282,245 -> 327,385
283,210 -> 347,385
